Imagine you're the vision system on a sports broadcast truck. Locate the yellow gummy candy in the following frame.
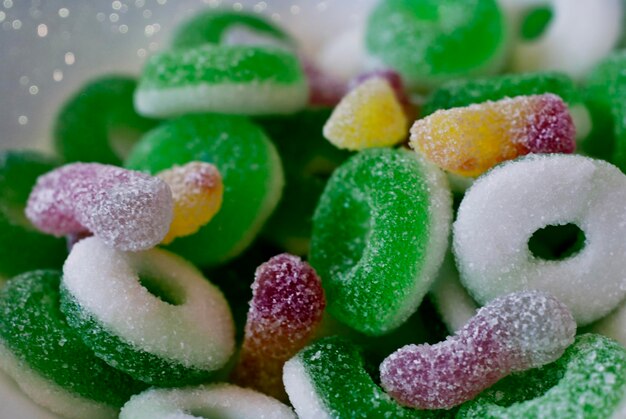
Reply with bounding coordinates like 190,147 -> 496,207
323,77 -> 408,150
410,96 -> 538,178
157,161 -> 223,244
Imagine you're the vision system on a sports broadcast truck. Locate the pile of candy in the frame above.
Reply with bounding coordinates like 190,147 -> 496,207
3,1 -> 626,418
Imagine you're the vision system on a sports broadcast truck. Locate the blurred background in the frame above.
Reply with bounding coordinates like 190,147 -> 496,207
0,0 -> 376,151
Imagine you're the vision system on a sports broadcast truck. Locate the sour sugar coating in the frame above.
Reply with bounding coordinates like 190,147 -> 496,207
500,0 -> 622,79
25,163 -> 173,251
310,148 -> 452,335
454,154 -> 626,325
410,94 -> 575,177
421,72 -> 591,142
126,114 -> 284,267
0,151 -> 66,280
283,336 -> 449,419
134,45 -> 308,118
60,237 -> 235,387
380,291 -> 576,410
456,334 -> 626,418
365,0 -> 507,90
157,162 -> 223,245
231,253 -> 325,401
120,384 -> 295,419
0,270 -> 146,419
593,298 -> 626,349
349,69 -> 414,118
54,76 -> 158,166
171,9 -> 292,50
323,77 -> 408,150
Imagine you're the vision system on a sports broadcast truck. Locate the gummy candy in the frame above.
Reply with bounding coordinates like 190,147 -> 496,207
380,291 -> 576,410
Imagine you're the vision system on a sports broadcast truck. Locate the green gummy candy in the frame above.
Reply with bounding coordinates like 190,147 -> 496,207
171,9 -> 290,49
457,334 -> 626,418
257,109 -> 353,255
584,51 -> 626,166
422,72 -> 581,116
54,76 -> 158,165
284,337 -> 451,418
0,270 -> 146,407
125,114 -> 283,268
0,151 -> 66,279
365,0 -> 507,90
309,148 -> 451,336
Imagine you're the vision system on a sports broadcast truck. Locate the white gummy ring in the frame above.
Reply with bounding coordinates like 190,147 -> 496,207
500,0 -> 622,79
454,154 -> 626,325
62,237 -> 235,377
119,384 -> 296,419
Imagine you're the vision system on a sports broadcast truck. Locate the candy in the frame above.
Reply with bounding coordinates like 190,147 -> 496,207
349,69 -> 415,119
454,154 -> 626,325
120,383 -> 295,419
593,299 -> 626,348
0,151 -> 66,280
584,51 -> 626,164
54,76 -> 158,166
501,0 -> 623,79
126,113 -> 284,267
410,94 -> 576,177
456,334 -> 626,418
422,72 -> 590,142
156,162 -> 223,245
323,77 -> 408,151
258,109 -> 352,255
25,163 -> 173,252
310,148 -> 452,335
134,45 -> 308,118
60,237 -> 235,386
365,0 -> 507,90
283,336 -> 448,419
231,253 -> 325,400
380,291 -> 576,410
171,9 -> 292,50
0,270 -> 146,419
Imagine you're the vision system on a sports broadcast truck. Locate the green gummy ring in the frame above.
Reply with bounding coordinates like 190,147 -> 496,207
365,0 -> 507,90
134,45 -> 308,118
54,76 -> 159,165
171,9 -> 292,49
257,109 -> 353,255
125,113 -> 284,268
309,148 -> 452,335
0,151 -> 66,280
283,337 -> 450,419
60,237 -> 235,387
120,383 -> 295,419
0,270 -> 147,419
457,334 -> 626,418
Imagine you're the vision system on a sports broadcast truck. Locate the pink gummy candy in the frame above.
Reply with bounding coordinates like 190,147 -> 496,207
26,163 -> 173,251
231,253 -> 326,400
380,291 -> 576,410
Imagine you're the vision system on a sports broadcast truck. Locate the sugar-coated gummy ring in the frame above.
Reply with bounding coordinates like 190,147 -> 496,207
120,383 -> 296,419
134,45 -> 308,118
456,334 -> 626,418
453,154 -> 626,325
171,9 -> 292,49
365,0 -> 507,90
54,76 -> 158,166
310,148 -> 452,335
0,270 -> 147,419
501,0 -> 622,79
125,113 -> 284,268
0,151 -> 66,280
60,237 -> 235,387
283,337 -> 448,419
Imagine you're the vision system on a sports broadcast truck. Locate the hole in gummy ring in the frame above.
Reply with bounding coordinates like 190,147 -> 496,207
520,6 -> 553,41
528,223 -> 586,261
138,274 -> 185,306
